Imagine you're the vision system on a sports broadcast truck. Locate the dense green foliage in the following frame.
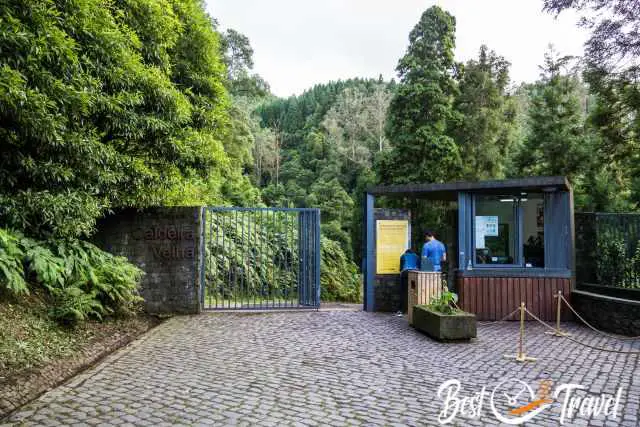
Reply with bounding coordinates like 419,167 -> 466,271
3,0 -> 640,308
205,211 -> 298,303
543,0 -> 640,211
378,6 -> 461,185
453,46 -> 517,180
252,3 -> 640,282
514,50 -> 588,184
0,0 -> 363,304
0,229 -> 143,323
320,237 -> 361,302
256,78 -> 390,260
596,237 -> 640,289
0,0 -> 253,239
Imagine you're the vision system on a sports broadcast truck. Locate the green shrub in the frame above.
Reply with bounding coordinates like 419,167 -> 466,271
596,236 -> 640,289
204,213 -> 361,304
427,290 -> 460,315
0,229 -> 28,294
48,287 -> 105,323
205,211 -> 297,302
84,247 -> 144,316
320,237 -> 361,303
25,243 -> 65,289
0,0 -> 248,240
0,228 -> 143,323
46,241 -> 144,322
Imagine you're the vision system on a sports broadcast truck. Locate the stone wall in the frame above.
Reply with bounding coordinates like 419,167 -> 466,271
374,276 -> 402,312
572,290 -> 640,336
93,207 -> 203,314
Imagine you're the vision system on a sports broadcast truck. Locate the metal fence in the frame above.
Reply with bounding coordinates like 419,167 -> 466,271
575,213 -> 640,289
202,207 -> 321,310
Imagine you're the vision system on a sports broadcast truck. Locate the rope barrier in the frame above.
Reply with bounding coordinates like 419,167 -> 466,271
523,307 -> 572,334
477,306 -> 522,325
560,334 -> 640,354
524,306 -> 640,355
560,295 -> 640,341
456,289 -> 640,358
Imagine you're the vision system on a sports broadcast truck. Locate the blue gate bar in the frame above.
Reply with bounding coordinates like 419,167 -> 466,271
202,207 -> 320,310
273,210 -> 278,308
207,207 -> 319,212
364,193 -> 375,312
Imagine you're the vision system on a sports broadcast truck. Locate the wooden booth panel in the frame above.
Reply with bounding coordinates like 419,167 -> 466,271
457,276 -> 572,321
407,271 -> 442,325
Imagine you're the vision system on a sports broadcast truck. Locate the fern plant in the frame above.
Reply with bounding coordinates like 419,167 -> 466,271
51,240 -> 144,319
25,245 -> 66,290
0,229 -> 28,294
48,286 -> 106,323
0,228 -> 144,323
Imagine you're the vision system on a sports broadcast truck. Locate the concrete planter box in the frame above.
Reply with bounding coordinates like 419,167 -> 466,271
412,305 -> 477,341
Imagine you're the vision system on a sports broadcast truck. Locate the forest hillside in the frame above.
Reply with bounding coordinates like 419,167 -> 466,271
1,0 -> 640,308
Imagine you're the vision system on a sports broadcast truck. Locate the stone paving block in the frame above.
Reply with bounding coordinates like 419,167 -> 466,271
2,312 -> 639,426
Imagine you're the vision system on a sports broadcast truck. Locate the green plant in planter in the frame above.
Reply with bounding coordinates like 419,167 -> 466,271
427,289 -> 460,315
413,290 -> 476,340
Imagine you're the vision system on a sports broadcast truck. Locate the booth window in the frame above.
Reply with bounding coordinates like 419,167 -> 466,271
473,194 -> 544,267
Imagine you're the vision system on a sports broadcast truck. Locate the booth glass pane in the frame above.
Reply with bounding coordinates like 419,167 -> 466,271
474,196 -> 517,265
522,194 -> 544,267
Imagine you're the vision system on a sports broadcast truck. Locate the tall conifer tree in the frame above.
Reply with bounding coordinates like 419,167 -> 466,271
453,45 -> 516,180
515,48 -> 587,182
378,6 -> 461,185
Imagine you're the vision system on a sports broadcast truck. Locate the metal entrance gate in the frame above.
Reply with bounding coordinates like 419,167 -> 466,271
202,207 -> 321,310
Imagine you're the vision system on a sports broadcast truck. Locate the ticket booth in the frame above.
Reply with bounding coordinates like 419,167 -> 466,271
363,176 -> 574,321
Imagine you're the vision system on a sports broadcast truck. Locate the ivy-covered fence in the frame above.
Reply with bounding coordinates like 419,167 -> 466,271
575,213 -> 640,289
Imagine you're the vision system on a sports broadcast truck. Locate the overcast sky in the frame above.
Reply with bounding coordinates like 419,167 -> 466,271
205,0 -> 588,97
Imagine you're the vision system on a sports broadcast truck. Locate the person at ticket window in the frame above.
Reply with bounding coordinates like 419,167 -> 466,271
398,247 -> 419,315
400,248 -> 419,271
422,231 -> 447,272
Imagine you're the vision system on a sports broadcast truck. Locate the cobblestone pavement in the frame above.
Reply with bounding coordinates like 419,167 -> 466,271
3,310 -> 640,426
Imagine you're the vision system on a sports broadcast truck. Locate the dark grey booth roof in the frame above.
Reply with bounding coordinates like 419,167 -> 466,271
365,176 -> 571,200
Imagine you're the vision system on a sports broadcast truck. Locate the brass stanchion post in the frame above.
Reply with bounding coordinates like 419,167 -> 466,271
545,290 -> 571,337
504,302 -> 537,362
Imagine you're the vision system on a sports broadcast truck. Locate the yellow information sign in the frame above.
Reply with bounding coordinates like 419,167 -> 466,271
376,220 -> 409,274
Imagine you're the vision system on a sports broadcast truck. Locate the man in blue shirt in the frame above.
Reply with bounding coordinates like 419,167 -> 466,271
422,231 -> 447,272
